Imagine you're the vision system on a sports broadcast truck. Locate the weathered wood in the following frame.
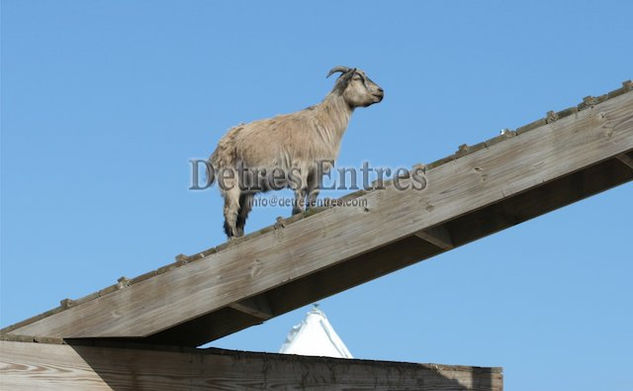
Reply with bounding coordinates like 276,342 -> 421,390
415,225 -> 454,250
0,339 -> 503,391
3,88 -> 632,345
141,237 -> 442,346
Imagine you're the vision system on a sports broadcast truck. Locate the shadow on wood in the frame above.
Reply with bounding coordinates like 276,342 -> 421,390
0,337 -> 502,390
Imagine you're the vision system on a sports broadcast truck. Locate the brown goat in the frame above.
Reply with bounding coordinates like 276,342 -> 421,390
210,66 -> 384,238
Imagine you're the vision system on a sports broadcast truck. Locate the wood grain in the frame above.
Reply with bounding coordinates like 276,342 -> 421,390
0,339 -> 503,391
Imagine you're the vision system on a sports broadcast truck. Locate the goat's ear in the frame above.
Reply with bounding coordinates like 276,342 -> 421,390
331,71 -> 354,92
340,70 -> 355,83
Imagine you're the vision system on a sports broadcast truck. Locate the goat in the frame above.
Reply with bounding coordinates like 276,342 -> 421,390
209,66 -> 384,238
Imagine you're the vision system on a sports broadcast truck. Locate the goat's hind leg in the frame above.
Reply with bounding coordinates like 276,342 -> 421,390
236,193 -> 254,237
222,186 -> 242,239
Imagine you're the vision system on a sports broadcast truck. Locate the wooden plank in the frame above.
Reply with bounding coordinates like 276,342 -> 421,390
194,157 -> 631,346
143,237 -> 442,346
0,339 -> 503,391
414,225 -> 454,250
4,89 -> 633,343
616,153 -> 633,170
185,154 -> 632,345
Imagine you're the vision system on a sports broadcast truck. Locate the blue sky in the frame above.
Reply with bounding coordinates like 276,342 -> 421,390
1,1 -> 631,389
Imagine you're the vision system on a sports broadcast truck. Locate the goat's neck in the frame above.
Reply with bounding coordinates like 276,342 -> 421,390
314,93 -> 353,147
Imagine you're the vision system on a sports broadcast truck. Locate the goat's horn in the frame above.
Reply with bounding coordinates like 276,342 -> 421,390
326,66 -> 351,78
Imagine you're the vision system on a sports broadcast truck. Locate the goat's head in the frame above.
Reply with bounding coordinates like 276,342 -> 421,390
327,66 -> 384,108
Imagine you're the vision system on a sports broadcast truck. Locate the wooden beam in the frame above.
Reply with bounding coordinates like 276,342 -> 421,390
227,296 -> 273,320
414,225 -> 454,250
0,339 -> 503,391
3,88 -> 632,345
616,153 -> 633,170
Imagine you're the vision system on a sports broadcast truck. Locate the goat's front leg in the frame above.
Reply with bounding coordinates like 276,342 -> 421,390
292,188 -> 306,215
306,189 -> 320,209
291,166 -> 310,215
306,175 -> 320,210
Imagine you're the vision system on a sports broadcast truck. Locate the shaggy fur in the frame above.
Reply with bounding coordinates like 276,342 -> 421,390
210,66 -> 384,238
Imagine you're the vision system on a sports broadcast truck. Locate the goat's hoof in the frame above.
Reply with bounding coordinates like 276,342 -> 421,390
274,217 -> 286,230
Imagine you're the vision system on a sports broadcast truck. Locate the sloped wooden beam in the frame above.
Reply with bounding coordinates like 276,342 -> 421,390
0,338 -> 503,391
3,86 -> 632,346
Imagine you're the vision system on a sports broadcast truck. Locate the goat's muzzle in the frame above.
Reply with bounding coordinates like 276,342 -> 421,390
373,88 -> 384,102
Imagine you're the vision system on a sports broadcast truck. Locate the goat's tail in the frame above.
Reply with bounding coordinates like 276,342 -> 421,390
209,135 -> 238,186
208,124 -> 243,188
